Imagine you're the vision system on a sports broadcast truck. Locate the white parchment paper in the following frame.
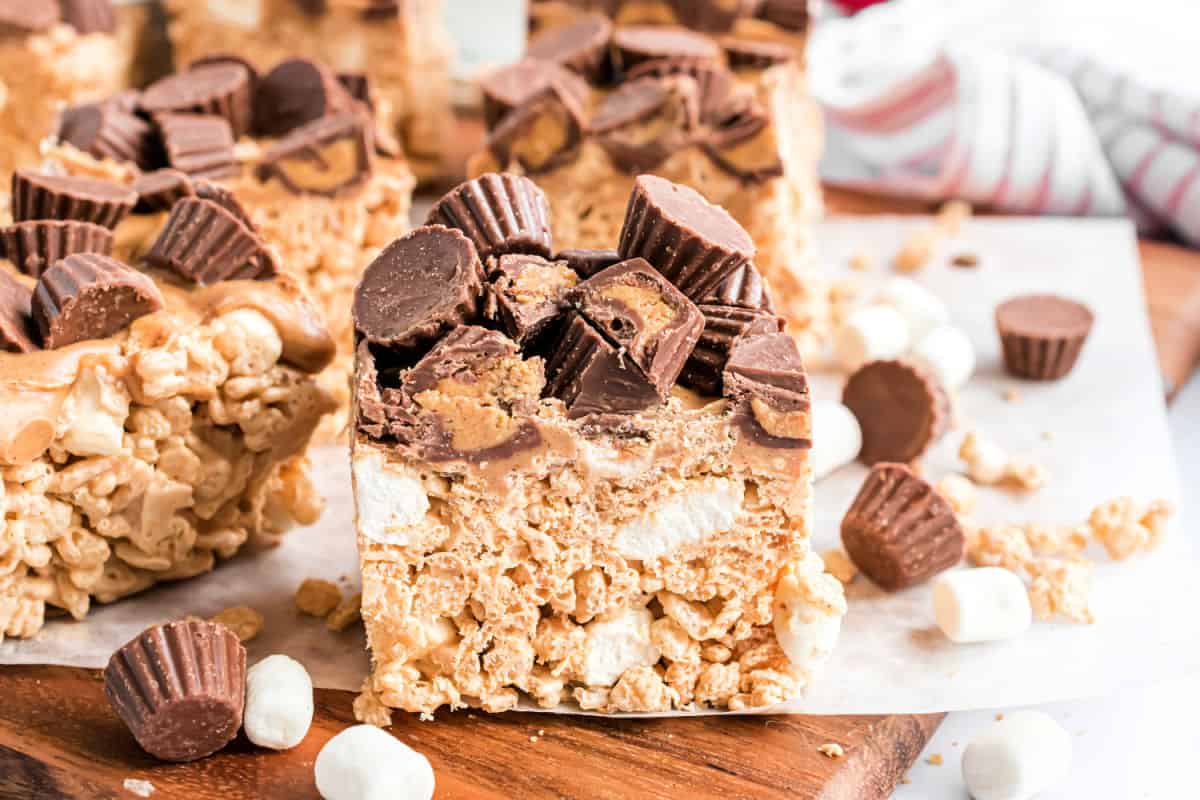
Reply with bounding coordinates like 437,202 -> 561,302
3,217 -> 1195,715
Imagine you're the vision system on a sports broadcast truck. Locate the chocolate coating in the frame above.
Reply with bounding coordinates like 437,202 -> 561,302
722,332 -> 811,448
486,87 -> 585,174
558,247 -> 622,279
486,254 -> 576,346
0,268 -> 38,353
58,0 -> 116,34
995,294 -> 1094,381
132,169 -> 195,213
11,170 -> 136,230
702,262 -> 775,312
0,219 -> 113,278
611,25 -> 722,72
679,304 -> 780,396
257,112 -> 374,196
57,101 -> 159,170
140,63 -> 254,137
154,112 -> 240,180
33,253 -> 164,349
543,312 -> 660,419
526,13 -> 613,82
145,197 -> 268,284
480,58 -> 589,129
590,76 -> 701,173
842,359 -> 948,466
253,57 -> 358,137
426,173 -> 553,261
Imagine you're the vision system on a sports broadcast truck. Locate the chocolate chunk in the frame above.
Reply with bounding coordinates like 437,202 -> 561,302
155,113 -> 240,179
57,101 -> 160,170
0,1 -> 59,35
544,312 -> 660,419
590,76 -> 700,173
479,59 -> 589,129
426,173 -> 553,261
611,26 -> 722,73
58,0 -> 115,34
720,36 -> 795,69
486,254 -> 576,346
526,13 -> 613,83
569,258 -> 703,399
618,174 -> 755,300
842,359 -> 948,465
722,331 -> 811,447
256,112 -> 373,196
669,0 -> 755,32
757,0 -> 813,32
353,225 -> 484,349
11,170 -> 136,230
132,169 -> 195,213
0,220 -> 113,278
253,57 -> 358,137
33,253 -> 164,348
679,304 -> 780,395
189,53 -> 259,87
624,57 -> 736,123
141,63 -> 254,138
841,462 -> 965,591
145,197 -> 269,284
104,619 -> 246,763
705,101 -> 783,181
702,262 -> 774,311
0,269 -> 38,353
558,247 -> 621,279
486,86 -> 585,174
995,294 -> 1094,381
337,71 -> 372,107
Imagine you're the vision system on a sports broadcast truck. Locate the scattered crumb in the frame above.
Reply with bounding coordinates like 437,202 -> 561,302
926,753 -> 944,766
530,735 -> 539,743
818,742 -> 845,759
123,778 -> 154,797
937,200 -> 972,234
936,473 -> 978,516
893,227 -> 939,272
1028,557 -> 1095,624
959,431 -> 1049,491
820,548 -> 859,584
951,252 -> 980,268
1003,388 -> 1021,403
900,777 -> 911,785
210,606 -> 263,643
326,592 -> 363,632
996,713 -> 1005,720
296,578 -> 342,618
1089,497 -> 1175,560
849,249 -> 873,271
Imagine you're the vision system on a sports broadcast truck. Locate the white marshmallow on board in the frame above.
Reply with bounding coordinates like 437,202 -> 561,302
933,568 -> 1032,644
962,711 -> 1072,800
315,725 -> 435,800
911,324 -> 976,391
874,276 -> 949,339
244,655 -> 314,750
833,305 -> 910,371
811,401 -> 863,480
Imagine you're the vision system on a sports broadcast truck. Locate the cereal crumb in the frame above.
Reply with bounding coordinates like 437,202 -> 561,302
959,431 -> 1048,491
893,227 -> 939,273
326,592 -> 363,632
123,778 -> 155,797
818,742 -> 845,759
1003,388 -> 1021,403
296,577 -> 342,618
1089,497 -> 1175,560
937,200 -> 972,234
821,548 -> 859,584
1028,557 -> 1095,624
210,606 -> 263,643
995,713 -> 1005,720
936,474 -> 978,516
849,249 -> 873,271
951,252 -> 980,268
926,753 -> 944,766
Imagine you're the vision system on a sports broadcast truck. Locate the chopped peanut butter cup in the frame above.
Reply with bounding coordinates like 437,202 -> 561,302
486,253 -> 576,346
671,0 -> 751,32
0,1 -> 59,35
590,76 -> 701,173
526,13 -> 613,83
58,0 -> 116,34
618,174 -> 756,300
757,0 -> 813,32
558,247 -> 621,279
720,37 -> 796,70
132,169 -> 195,213
705,104 -> 784,181
11,170 -> 137,230
842,359 -> 948,466
680,304 -> 781,396
353,225 -> 484,350
722,331 -> 811,448
257,113 -> 374,196
254,57 -> 359,137
479,59 -> 589,129
486,86 -> 585,175
544,311 -> 660,419
624,58 -> 735,123
104,620 -> 246,762
702,262 -> 774,311
841,462 -> 965,591
57,101 -> 159,170
0,220 -> 113,278
0,269 -> 38,353
145,197 -> 268,284
426,173 -> 553,261
33,253 -> 164,349
611,25 -> 722,72
140,63 -> 254,137
155,113 -> 240,179
995,294 -> 1094,381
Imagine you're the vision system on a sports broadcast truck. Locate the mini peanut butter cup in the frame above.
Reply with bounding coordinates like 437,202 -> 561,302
679,304 -> 781,396
757,0 -> 813,32
486,87 -> 585,175
543,311 -> 660,419
57,101 -> 159,170
526,13 -> 613,82
721,332 -> 811,448
590,76 -> 701,173
353,225 -> 484,350
426,173 -> 553,261
256,112 -> 374,196
254,57 -> 359,137
618,174 -> 756,300
132,169 -> 195,213
59,0 -> 116,34
611,26 -> 722,72
479,59 -> 589,129
842,359 -> 949,466
995,294 -> 1094,381
33,253 -> 164,349
705,103 -> 784,181
702,262 -> 774,312
140,63 -> 254,137
841,462 -> 965,591
0,220 -> 113,278
154,113 -> 240,180
720,37 -> 796,70
11,170 -> 137,230
144,197 -> 267,284
670,0 -> 748,32
104,619 -> 246,763
0,269 -> 39,353
558,247 -> 621,279
0,2 -> 59,35
624,58 -> 735,123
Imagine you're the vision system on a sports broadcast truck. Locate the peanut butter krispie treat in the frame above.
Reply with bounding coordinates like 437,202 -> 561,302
0,167 -> 338,641
40,56 -> 415,439
0,0 -> 139,175
470,10 -> 825,343
351,173 -> 844,718
163,0 -> 453,182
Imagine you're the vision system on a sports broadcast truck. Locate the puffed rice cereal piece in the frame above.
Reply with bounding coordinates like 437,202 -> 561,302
211,606 -> 265,642
296,578 -> 343,618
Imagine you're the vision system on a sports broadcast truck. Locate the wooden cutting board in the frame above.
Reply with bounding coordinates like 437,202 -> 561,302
1,218 -> 1195,800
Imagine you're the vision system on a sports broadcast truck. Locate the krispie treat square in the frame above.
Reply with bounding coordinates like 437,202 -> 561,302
40,55 -> 416,440
0,1 -> 138,175
0,166 -> 339,641
350,172 -> 843,718
471,9 -> 826,345
164,0 -> 454,181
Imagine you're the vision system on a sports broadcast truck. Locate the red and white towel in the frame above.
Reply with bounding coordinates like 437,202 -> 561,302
811,1 -> 1200,246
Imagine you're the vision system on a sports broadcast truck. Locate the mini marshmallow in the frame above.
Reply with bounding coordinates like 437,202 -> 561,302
315,725 -> 435,800
244,655 -> 314,750
811,401 -> 862,480
962,711 -> 1071,800
910,324 -> 975,391
874,276 -> 949,339
833,305 -> 910,372
933,568 -> 1031,644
